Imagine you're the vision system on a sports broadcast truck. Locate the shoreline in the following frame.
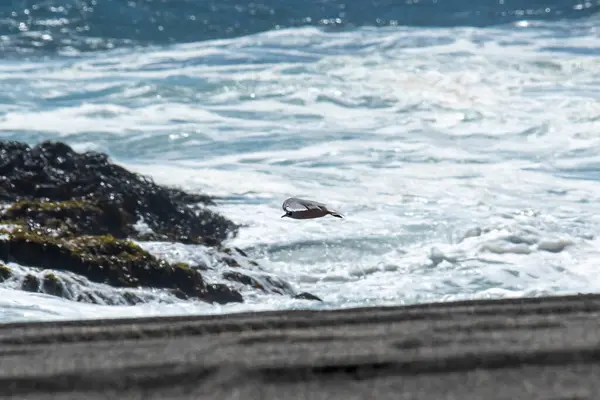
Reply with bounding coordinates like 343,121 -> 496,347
0,139 -> 323,310
2,292 -> 599,399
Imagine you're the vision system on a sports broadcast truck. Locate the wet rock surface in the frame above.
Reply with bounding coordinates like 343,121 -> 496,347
40,273 -> 69,299
293,291 -> 323,301
223,270 -> 299,297
1,199 -> 132,238
0,140 -> 322,306
0,140 -> 236,245
0,263 -> 11,282
0,227 -> 242,305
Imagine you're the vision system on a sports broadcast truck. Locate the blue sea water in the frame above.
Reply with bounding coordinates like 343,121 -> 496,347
0,0 -> 600,322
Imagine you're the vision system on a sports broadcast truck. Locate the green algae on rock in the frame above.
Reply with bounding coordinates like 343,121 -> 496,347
40,272 -> 69,299
0,263 -> 11,282
0,140 -> 323,306
0,140 -> 237,245
0,199 -> 134,238
0,228 -> 243,305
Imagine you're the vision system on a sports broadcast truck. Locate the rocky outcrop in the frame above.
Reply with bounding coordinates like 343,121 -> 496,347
0,140 -> 236,245
0,227 -> 241,304
0,140 -> 322,305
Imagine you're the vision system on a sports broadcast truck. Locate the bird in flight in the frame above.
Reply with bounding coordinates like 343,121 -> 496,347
281,197 -> 344,219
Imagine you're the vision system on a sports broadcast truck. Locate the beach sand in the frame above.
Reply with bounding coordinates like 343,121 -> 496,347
1,293 -> 599,399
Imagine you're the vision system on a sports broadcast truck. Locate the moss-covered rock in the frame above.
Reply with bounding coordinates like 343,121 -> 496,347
0,263 -> 11,282
41,272 -> 69,299
0,228 -> 242,304
0,140 -> 238,245
0,199 -> 133,238
0,140 -> 318,307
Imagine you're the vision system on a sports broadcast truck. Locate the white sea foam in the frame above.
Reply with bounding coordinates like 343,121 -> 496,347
1,18 -> 600,322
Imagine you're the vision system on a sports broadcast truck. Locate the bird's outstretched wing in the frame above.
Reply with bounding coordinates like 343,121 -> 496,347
282,197 -> 327,212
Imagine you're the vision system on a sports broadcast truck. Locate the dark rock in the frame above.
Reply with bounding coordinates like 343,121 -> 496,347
76,292 -> 98,304
93,290 -> 119,306
0,140 -> 311,308
234,247 -> 249,257
202,284 -> 244,305
294,292 -> 323,302
221,256 -> 241,268
40,273 -> 69,299
122,292 -> 145,306
192,262 -> 209,271
0,199 -> 133,238
170,288 -> 189,300
0,228 -> 243,305
21,274 -> 40,292
223,271 -> 265,290
222,270 -> 295,296
0,263 -> 11,282
167,282 -> 241,304
34,271 -> 149,305
0,140 -> 238,245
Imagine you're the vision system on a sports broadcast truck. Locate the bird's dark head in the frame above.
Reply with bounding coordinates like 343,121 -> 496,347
281,211 -> 291,218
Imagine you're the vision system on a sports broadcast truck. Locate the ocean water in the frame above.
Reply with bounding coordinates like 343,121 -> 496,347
1,0 -> 600,323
